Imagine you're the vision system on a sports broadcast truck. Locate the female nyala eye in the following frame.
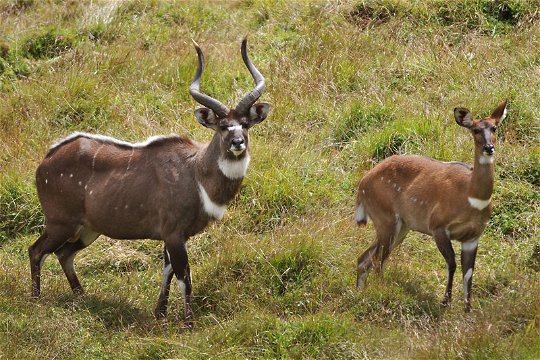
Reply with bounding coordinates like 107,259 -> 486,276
491,126 -> 497,133
473,128 -> 482,134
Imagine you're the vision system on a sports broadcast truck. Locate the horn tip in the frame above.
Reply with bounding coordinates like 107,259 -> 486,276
191,39 -> 201,50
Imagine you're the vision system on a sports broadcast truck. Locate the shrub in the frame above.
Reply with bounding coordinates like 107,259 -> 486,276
332,103 -> 394,147
22,28 -> 76,60
0,176 -> 44,244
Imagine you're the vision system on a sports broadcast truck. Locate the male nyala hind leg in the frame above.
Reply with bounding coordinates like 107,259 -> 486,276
29,225 -> 77,297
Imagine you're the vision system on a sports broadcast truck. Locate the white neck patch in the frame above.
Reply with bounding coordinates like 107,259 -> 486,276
478,154 -> 494,165
468,197 -> 491,210
198,183 -> 226,220
218,154 -> 250,179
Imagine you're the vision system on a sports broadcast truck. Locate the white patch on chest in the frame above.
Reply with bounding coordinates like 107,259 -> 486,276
461,238 -> 479,252
218,154 -> 250,180
198,183 -> 226,220
468,197 -> 491,210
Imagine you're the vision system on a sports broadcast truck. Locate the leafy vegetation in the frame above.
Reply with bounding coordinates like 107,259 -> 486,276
1,0 -> 539,358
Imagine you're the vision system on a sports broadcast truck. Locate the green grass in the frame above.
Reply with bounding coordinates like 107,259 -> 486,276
1,0 -> 540,358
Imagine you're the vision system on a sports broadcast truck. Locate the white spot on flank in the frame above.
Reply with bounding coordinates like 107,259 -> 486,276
380,176 -> 384,181
78,181 -> 82,186
462,238 -> 479,252
362,189 -> 365,194
70,174 -> 73,178
124,205 -> 129,209
198,183 -> 226,220
479,155 -> 494,165
468,197 -> 491,210
89,190 -> 93,195
60,173 -> 64,177
84,185 -> 88,190
218,154 -> 250,179
45,179 -> 48,184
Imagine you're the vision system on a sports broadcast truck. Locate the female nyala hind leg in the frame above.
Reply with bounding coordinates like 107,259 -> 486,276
29,224 -> 78,297
356,216 -> 408,289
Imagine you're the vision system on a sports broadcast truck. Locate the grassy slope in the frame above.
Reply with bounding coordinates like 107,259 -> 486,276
1,0 -> 540,358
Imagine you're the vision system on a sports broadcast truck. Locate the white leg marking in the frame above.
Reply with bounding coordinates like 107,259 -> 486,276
177,279 -> 187,306
390,215 -> 402,250
461,238 -> 479,252
161,264 -> 173,291
357,272 -> 368,290
218,154 -> 250,179
468,197 -> 491,210
40,254 -> 50,269
463,268 -> 473,298
198,183 -> 227,220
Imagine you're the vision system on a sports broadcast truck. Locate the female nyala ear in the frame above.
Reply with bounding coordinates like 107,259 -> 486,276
247,102 -> 270,127
490,99 -> 508,125
194,107 -> 219,129
454,107 -> 473,128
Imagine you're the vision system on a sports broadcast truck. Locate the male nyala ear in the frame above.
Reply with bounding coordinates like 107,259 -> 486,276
247,102 -> 270,127
490,99 -> 508,125
194,107 -> 219,129
454,107 -> 473,128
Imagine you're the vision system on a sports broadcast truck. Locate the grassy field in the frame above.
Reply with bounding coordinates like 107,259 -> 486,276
1,0 -> 540,358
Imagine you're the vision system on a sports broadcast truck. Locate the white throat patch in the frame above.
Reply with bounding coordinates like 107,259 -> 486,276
218,154 -> 250,179
479,154 -> 494,165
198,183 -> 226,220
468,197 -> 491,210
